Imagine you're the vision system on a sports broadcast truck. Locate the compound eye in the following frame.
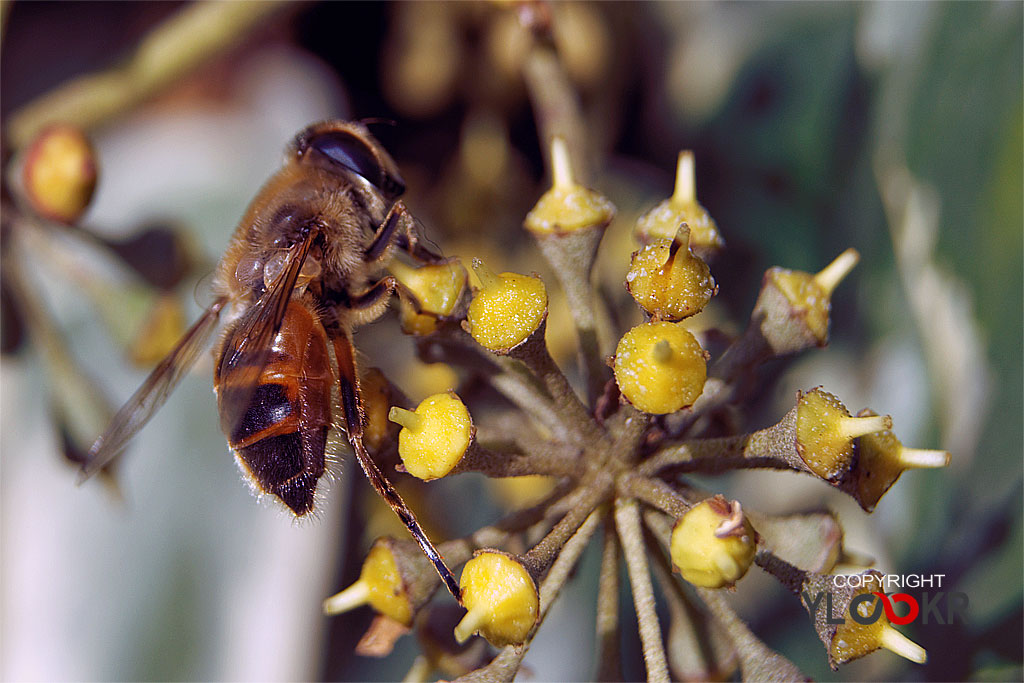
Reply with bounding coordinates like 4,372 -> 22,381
306,131 -> 404,198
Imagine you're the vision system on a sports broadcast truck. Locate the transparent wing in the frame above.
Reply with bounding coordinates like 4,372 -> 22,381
214,230 -> 317,438
79,297 -> 228,481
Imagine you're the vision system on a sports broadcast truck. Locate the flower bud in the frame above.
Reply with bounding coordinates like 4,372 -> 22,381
523,137 -> 614,235
753,249 -> 859,355
390,392 -> 473,481
841,409 -> 951,511
613,321 -> 707,414
323,538 -> 416,625
454,550 -> 539,646
634,151 -> 723,258
796,389 -> 892,481
465,259 -> 547,352
129,293 -> 186,367
803,571 -> 927,668
414,605 -> 492,679
361,368 -> 398,453
391,260 -> 468,335
625,224 -> 716,320
671,496 -> 756,588
20,124 -> 98,224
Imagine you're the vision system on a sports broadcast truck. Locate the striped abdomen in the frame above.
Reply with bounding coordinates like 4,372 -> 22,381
215,300 -> 333,515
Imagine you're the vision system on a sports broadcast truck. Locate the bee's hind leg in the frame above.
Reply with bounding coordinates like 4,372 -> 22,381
330,330 -> 462,602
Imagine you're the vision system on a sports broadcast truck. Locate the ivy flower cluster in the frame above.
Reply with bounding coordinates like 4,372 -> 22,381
320,139 -> 950,681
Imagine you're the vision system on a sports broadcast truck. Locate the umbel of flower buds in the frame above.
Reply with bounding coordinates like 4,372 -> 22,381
634,150 -> 723,259
626,224 -> 716,321
671,496 -> 757,588
464,259 -> 548,353
455,550 -> 539,647
389,392 -> 474,480
390,260 -> 468,335
613,321 -> 707,414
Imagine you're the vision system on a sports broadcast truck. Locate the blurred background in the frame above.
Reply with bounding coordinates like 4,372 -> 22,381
1,2 -> 1020,681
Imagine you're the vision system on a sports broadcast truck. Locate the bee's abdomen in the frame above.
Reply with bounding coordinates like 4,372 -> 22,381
216,301 -> 334,516
236,427 -> 328,515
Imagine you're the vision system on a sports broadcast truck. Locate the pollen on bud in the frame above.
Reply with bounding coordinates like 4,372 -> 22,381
323,539 -> 413,625
841,409 -> 951,511
670,495 -> 756,588
625,224 -> 716,320
20,123 -> 98,224
391,260 -> 468,335
523,136 -> 615,235
390,392 -> 473,481
613,321 -> 707,414
455,550 -> 539,647
634,150 -> 723,257
465,259 -> 547,352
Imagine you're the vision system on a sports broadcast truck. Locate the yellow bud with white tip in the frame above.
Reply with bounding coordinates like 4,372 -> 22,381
390,392 -> 473,481
465,259 -> 547,352
827,572 -> 927,666
455,551 -> 539,647
635,150 -> 723,256
323,539 -> 413,625
671,496 -> 756,588
796,388 -> 891,481
844,409 -> 951,511
754,249 -> 859,353
524,137 -> 615,235
613,321 -> 707,414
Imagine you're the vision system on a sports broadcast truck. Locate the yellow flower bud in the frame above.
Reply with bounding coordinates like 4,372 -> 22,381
827,573 -> 927,666
391,260 -> 468,335
754,249 -> 859,353
465,259 -> 547,352
613,321 -> 707,414
454,551 -> 539,646
390,392 -> 473,480
634,151 -> 723,256
21,124 -> 98,224
129,293 -> 186,367
323,539 -> 414,625
625,225 -> 716,320
796,389 -> 892,481
523,137 -> 615,235
361,368 -> 396,453
670,496 -> 756,588
845,409 -> 951,511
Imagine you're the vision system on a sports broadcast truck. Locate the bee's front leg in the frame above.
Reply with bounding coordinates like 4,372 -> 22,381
364,201 -> 447,265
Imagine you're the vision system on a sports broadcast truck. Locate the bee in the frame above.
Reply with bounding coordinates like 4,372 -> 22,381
81,120 -> 461,600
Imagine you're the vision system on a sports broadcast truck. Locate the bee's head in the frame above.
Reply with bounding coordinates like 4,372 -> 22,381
290,120 -> 405,200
